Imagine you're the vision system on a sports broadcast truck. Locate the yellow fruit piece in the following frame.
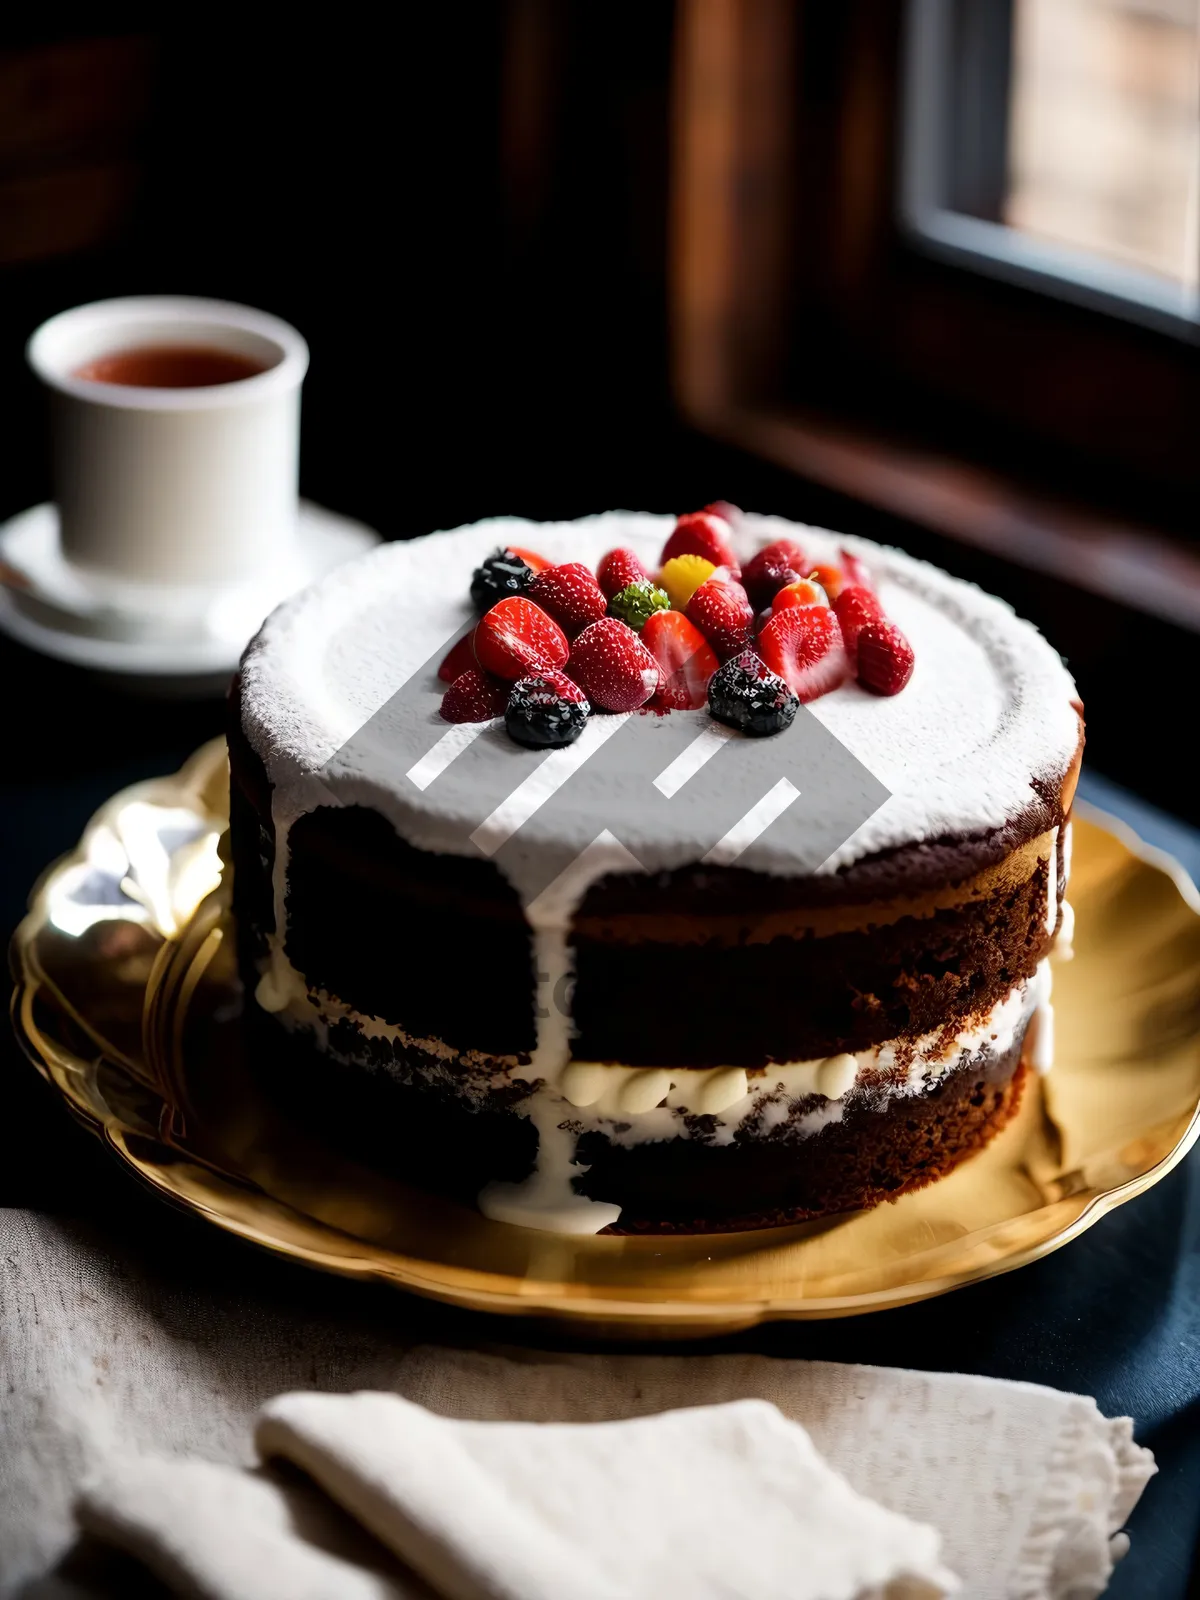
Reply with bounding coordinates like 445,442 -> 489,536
659,554 -> 716,610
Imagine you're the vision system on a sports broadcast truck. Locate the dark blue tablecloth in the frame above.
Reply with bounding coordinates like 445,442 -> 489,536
4,739 -> 1198,1597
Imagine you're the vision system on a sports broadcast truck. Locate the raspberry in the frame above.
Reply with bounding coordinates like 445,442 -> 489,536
568,617 -> 661,712
741,540 -> 807,610
832,585 -> 885,660
758,604 -> 851,702
505,672 -> 591,747
437,632 -> 477,683
658,554 -> 716,610
440,668 -> 506,723
474,595 -> 569,681
528,562 -> 607,638
660,511 -> 740,575
607,579 -> 670,632
642,610 -> 719,710
470,548 -> 536,611
597,547 -> 648,599
707,650 -> 798,737
685,576 -> 754,661
856,621 -> 915,696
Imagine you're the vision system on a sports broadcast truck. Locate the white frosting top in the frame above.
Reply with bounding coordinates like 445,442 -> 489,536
241,510 -> 1080,876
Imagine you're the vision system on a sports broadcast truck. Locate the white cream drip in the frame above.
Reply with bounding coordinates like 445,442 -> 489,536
241,513 -> 1079,1234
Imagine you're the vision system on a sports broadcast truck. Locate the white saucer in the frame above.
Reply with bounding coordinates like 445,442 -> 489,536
0,501 -> 379,690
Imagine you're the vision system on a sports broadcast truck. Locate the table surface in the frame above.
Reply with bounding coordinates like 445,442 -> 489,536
3,666 -> 1199,1598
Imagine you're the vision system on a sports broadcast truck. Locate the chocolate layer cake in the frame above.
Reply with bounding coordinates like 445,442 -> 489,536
230,512 -> 1083,1234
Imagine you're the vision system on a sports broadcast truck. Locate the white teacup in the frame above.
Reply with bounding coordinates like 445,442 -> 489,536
26,296 -> 309,594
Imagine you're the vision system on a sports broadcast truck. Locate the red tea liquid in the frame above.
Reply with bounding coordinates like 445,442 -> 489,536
73,344 -> 268,388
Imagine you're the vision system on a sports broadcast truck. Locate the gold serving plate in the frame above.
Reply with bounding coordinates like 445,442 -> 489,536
11,740 -> 1200,1335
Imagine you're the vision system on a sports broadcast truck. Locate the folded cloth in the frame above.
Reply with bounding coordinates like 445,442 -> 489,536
1,1216 -> 1156,1600
78,1394 -> 955,1600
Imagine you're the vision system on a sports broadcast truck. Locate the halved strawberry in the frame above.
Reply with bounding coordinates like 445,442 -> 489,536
741,539 -> 807,610
528,562 -> 608,638
597,547 -> 648,599
832,584 -> 885,661
840,547 -> 874,590
772,577 -> 829,613
440,668 -> 506,723
685,575 -> 754,661
642,610 -> 720,710
474,596 -> 569,681
661,511 -> 740,576
856,620 -> 915,696
437,631 -> 478,683
508,545 -> 551,573
758,604 -> 850,702
568,617 -> 661,712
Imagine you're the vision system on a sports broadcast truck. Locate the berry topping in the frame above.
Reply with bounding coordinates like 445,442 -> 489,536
707,650 -> 799,737
470,548 -> 536,611
772,577 -> 829,612
437,631 -> 477,683
658,553 -> 716,610
474,595 -> 569,680
685,575 -> 755,661
597,546 -> 648,599
642,610 -> 720,710
703,500 -> 742,528
840,547 -> 874,590
661,510 -> 740,576
440,668 -> 506,723
855,620 -> 915,696
505,671 -> 591,748
832,584 -> 885,659
607,578 -> 670,632
528,561 -> 608,638
507,545 -> 551,573
758,604 -> 851,702
568,617 -> 661,711
807,562 -> 845,601
741,539 -> 807,610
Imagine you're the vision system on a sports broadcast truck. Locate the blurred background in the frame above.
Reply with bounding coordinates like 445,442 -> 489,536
0,0 -> 1197,861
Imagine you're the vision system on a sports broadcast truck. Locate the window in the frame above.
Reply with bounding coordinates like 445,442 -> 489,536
903,0 -> 1200,334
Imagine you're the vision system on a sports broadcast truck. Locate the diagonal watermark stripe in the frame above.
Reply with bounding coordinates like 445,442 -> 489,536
407,719 -> 499,791
653,721 -> 736,798
469,713 -> 630,857
702,777 -> 801,865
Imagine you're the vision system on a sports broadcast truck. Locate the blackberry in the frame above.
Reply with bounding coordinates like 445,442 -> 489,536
505,673 -> 590,748
470,548 -> 535,611
707,650 -> 798,736
607,579 -> 670,632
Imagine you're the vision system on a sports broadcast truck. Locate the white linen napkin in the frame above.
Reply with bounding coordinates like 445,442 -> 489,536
77,1393 -> 956,1600
1,1214 -> 1156,1600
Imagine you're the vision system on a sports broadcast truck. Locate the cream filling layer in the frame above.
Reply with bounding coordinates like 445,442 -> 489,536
254,946 -> 1051,1234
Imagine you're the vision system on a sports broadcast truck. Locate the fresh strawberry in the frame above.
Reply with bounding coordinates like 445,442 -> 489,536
685,575 -> 754,661
597,547 -> 648,599
440,668 -> 506,723
474,595 -> 569,680
661,511 -> 740,576
437,632 -> 477,683
758,604 -> 851,702
568,617 -> 661,712
704,500 -> 742,528
642,610 -> 720,710
840,547 -> 874,590
526,668 -> 588,703
832,584 -> 885,660
807,562 -> 845,601
741,539 -> 807,610
856,620 -> 915,696
508,545 -> 551,573
772,577 -> 829,612
528,562 -> 608,638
